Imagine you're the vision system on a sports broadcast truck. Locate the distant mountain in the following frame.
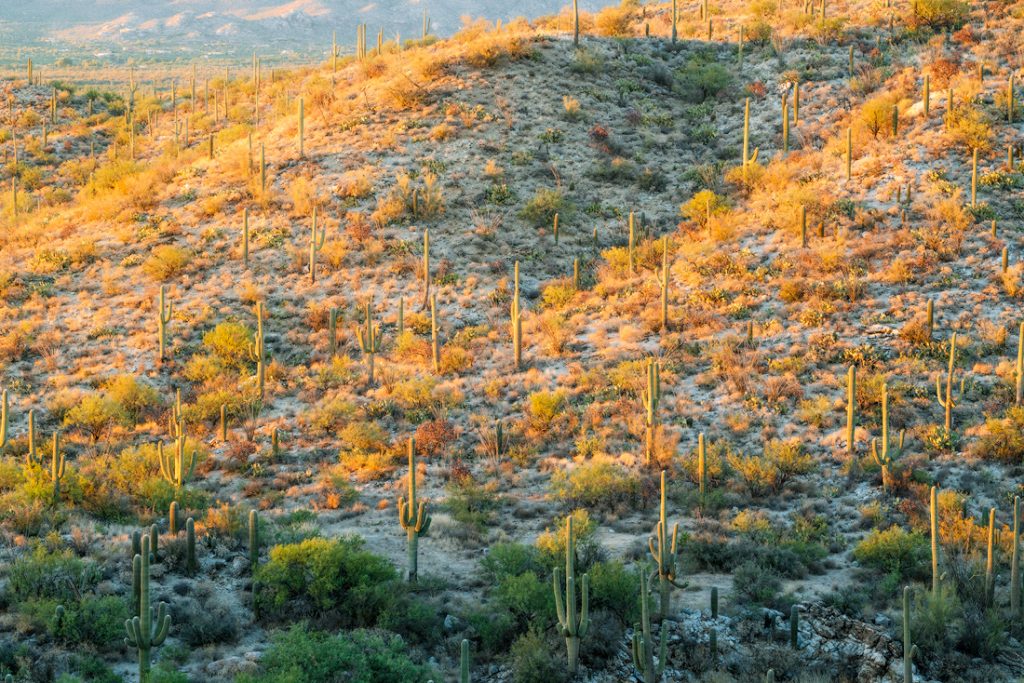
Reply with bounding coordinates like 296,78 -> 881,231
0,0 -> 617,60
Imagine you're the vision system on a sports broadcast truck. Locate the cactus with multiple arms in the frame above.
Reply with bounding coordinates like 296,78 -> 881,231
870,383 -> 905,493
47,432 -> 65,506
356,299 -> 383,383
649,470 -> 686,620
642,359 -> 661,465
553,515 -> 590,675
631,567 -> 667,683
125,534 -> 171,682
158,433 -> 196,490
398,437 -> 431,582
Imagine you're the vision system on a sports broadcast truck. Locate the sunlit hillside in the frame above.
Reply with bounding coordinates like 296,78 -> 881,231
0,1 -> 1023,682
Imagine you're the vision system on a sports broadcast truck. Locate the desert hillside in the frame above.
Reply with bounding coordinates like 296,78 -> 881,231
0,1 -> 1023,682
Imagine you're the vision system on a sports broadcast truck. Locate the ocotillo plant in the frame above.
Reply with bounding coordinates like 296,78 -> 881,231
249,302 -> 266,399
930,485 -> 940,594
308,206 -> 325,284
642,359 -> 661,464
846,365 -> 857,455
356,299 -> 383,383
185,517 -> 197,575
125,534 -> 171,682
649,470 -> 686,620
553,515 -> 590,675
631,567 -> 667,683
742,98 -> 758,182
430,294 -> 441,373
1016,322 -> 1023,406
935,332 -> 965,431
47,432 -> 65,506
156,285 -> 172,362
512,261 -> 522,370
903,586 -> 919,683
158,434 -> 196,490
398,437 -> 431,582
870,383 -> 905,493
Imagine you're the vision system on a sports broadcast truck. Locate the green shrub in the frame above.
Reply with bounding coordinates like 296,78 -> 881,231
24,595 -> 128,649
254,537 -> 397,626
102,375 -> 159,424
495,570 -> 553,630
238,624 -> 437,683
550,460 -> 643,512
142,245 -> 191,280
733,560 -> 782,606
203,321 -> 254,370
676,60 -> 733,102
908,0 -> 968,29
519,189 -> 569,228
509,629 -> 571,683
7,544 -> 101,605
970,407 -> 1024,462
587,560 -> 639,623
852,526 -> 929,582
63,393 -> 125,441
464,607 -> 518,658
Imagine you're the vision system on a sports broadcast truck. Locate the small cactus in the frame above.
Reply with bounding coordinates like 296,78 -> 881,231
249,509 -> 260,572
398,437 -> 431,582
47,432 -> 65,506
249,302 -> 266,399
156,285 -> 172,362
169,501 -> 179,535
0,389 -> 7,450
789,604 -> 800,649
846,365 -> 857,455
308,206 -> 326,284
511,262 -> 523,370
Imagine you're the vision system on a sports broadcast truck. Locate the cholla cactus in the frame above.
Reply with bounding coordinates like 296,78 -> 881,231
649,471 -> 686,620
553,515 -> 590,675
398,437 -> 431,582
125,534 -> 171,682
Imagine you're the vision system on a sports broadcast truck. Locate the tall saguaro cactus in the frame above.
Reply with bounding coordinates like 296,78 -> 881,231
903,586 -> 919,683
298,97 -> 304,157
356,299 -> 383,383
422,229 -> 431,309
249,302 -> 266,400
47,432 -> 66,506
512,261 -> 523,370
930,485 -> 940,595
158,433 -> 196,490
642,359 -> 661,464
742,98 -> 759,183
308,206 -> 325,283
870,383 -> 904,493
632,567 -> 667,683
398,437 -> 431,582
660,237 -> 669,331
125,534 -> 171,682
156,285 -> 172,362
846,365 -> 857,456
935,332 -> 965,432
1015,322 -> 1022,406
1011,496 -> 1020,617
0,389 -> 7,451
572,0 -> 580,47
553,515 -> 590,675
649,471 -> 686,620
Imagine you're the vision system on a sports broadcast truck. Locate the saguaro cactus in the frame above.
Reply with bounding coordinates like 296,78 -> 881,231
660,238 -> 669,330
649,471 -> 686,620
0,389 -> 7,450
971,147 -> 978,207
308,206 -> 325,283
628,211 -> 636,274
47,432 -> 66,506
923,74 -> 930,117
356,299 -> 383,383
430,294 -> 441,373
158,434 -> 196,490
985,507 -> 995,607
329,308 -> 340,358
125,534 -> 171,682
930,486 -> 940,594
643,359 -> 661,464
870,383 -> 904,493
512,262 -> 523,370
298,98 -> 304,157
572,0 -> 580,47
1015,322 -> 1022,406
422,229 -> 430,308
249,509 -> 260,571
846,365 -> 857,455
249,302 -> 266,399
631,567 -> 667,683
398,437 -> 431,582
156,285 -> 172,362
242,207 -> 250,267
553,515 -> 590,675
185,517 -> 198,575
935,333 -> 965,431
903,586 -> 919,683
846,127 -> 853,180
1011,496 -> 1020,617
742,98 -> 759,183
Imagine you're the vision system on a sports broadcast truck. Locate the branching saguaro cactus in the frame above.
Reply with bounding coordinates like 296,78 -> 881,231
308,206 -> 325,284
356,299 -> 383,383
553,515 -> 590,675
249,302 -> 266,399
398,437 -> 431,582
512,261 -> 523,370
632,567 -> 667,683
870,383 -> 905,493
935,333 -> 966,432
649,471 -> 686,620
642,359 -> 661,464
46,432 -> 65,506
158,433 -> 196,489
903,585 -> 919,683
156,285 -> 172,362
125,534 -> 171,682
